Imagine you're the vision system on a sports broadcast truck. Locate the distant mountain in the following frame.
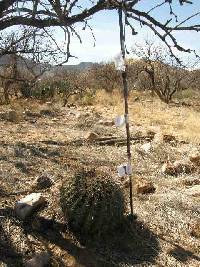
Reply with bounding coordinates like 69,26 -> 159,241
51,62 -> 94,73
0,54 -> 95,79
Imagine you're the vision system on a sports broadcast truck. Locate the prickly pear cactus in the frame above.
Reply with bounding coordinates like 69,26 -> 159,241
60,169 -> 125,238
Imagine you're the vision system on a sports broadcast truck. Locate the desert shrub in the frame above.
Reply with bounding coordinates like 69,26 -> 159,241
89,63 -> 121,93
60,169 -> 125,239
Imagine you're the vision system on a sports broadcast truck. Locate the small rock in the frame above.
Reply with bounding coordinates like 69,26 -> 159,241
35,175 -> 54,190
140,142 -> 152,154
98,119 -> 114,126
161,161 -> 176,176
25,110 -> 41,118
163,134 -> 176,143
25,252 -> 50,267
173,160 -> 195,174
134,97 -> 140,102
15,193 -> 46,220
190,221 -> 200,238
189,154 -> 200,166
40,109 -> 55,117
185,185 -> 200,197
7,110 -> 22,122
103,120 -> 114,126
85,132 -> 99,141
146,130 -> 156,139
136,180 -> 156,194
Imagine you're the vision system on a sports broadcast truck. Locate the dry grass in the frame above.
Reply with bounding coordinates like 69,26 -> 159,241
0,90 -> 200,267
93,89 -> 200,143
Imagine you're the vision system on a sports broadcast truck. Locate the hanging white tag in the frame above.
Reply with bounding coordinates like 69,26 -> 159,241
114,115 -> 125,127
117,165 -> 126,177
114,52 -> 126,71
117,163 -> 132,177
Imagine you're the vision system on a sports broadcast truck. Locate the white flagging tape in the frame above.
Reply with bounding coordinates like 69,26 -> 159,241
117,163 -> 132,177
114,52 -> 126,72
114,115 -> 125,127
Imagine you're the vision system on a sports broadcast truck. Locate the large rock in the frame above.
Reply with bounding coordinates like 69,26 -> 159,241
25,252 -> 50,267
136,179 -> 156,194
15,193 -> 46,220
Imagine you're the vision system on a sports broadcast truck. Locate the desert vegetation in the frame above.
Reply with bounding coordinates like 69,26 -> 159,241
0,1 -> 200,267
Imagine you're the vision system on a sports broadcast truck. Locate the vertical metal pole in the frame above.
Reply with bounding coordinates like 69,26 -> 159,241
118,7 -> 133,217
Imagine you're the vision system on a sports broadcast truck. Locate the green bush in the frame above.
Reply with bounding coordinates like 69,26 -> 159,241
60,169 -> 125,239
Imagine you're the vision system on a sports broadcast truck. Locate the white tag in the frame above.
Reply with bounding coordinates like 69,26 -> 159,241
114,115 -> 125,127
117,164 -> 132,177
117,165 -> 126,177
114,53 -> 126,71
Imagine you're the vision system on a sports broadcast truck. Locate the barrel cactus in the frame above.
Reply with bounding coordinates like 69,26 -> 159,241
60,169 -> 125,239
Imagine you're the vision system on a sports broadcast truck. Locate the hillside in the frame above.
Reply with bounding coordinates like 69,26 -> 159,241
0,54 -> 94,74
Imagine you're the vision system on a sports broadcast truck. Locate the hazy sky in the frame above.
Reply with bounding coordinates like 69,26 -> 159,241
56,1 -> 200,64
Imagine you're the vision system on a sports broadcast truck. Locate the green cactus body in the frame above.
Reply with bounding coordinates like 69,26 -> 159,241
60,169 -> 125,239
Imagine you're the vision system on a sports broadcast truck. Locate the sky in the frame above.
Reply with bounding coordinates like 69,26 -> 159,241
56,0 -> 200,65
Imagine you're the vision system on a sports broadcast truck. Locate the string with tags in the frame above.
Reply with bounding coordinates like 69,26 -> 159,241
115,1 -> 134,219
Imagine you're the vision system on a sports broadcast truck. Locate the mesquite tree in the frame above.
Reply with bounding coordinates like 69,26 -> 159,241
131,40 -> 199,103
0,27 -> 72,102
0,1 -> 199,61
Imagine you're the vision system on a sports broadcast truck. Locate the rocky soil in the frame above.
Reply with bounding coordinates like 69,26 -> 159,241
0,100 -> 199,267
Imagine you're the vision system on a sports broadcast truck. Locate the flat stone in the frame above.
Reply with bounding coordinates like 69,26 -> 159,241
40,109 -> 55,117
98,119 -> 114,126
15,193 -> 46,220
25,252 -> 50,267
